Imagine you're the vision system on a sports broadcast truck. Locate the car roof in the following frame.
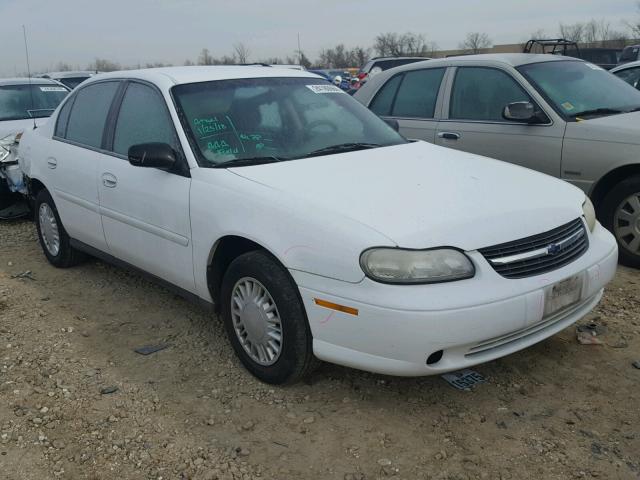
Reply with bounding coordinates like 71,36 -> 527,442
369,56 -> 431,61
611,60 -> 640,73
0,77 -> 67,86
88,66 -> 321,88
407,53 -> 583,69
40,71 -> 96,79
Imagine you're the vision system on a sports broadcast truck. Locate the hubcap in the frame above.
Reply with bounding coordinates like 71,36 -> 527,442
614,193 -> 640,255
38,203 -> 60,256
231,277 -> 283,366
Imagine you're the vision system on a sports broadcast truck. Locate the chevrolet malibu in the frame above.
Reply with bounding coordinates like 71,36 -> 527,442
18,67 -> 618,384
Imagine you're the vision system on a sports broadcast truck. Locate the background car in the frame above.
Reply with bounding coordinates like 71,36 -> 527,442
357,56 -> 430,83
611,60 -> 640,89
0,78 -> 70,137
1,78 -> 69,218
617,44 -> 640,65
354,53 -> 640,267
37,71 -> 97,89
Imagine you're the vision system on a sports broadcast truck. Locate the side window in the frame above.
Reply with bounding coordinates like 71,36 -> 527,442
392,68 -> 445,118
369,74 -> 403,116
113,83 -> 177,156
450,67 -> 531,122
54,97 -> 74,138
65,82 -> 119,148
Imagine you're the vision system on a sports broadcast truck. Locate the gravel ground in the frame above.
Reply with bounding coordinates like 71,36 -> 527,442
0,219 -> 639,480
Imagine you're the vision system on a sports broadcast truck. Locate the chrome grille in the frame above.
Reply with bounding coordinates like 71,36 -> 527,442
479,218 -> 588,279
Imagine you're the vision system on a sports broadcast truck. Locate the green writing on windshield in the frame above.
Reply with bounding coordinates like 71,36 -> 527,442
194,117 -> 228,138
207,139 -> 239,155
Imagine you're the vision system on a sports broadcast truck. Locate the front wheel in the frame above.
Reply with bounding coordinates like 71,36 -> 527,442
220,250 -> 317,384
600,175 -> 640,268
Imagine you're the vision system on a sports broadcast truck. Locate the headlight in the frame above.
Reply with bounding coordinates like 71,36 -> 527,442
582,197 -> 596,232
0,133 -> 19,163
360,248 -> 475,284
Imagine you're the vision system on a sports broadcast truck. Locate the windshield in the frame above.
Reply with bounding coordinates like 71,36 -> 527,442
518,60 -> 640,119
0,84 -> 69,121
172,77 -> 406,166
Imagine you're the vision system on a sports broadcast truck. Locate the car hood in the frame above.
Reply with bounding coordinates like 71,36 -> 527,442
564,111 -> 640,144
0,118 -> 48,139
229,141 -> 586,251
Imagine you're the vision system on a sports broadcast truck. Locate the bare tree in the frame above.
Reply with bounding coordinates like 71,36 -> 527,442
54,62 -> 73,72
233,42 -> 251,64
198,48 -> 215,65
459,32 -> 491,54
88,58 -> 121,72
295,50 -> 312,68
374,32 -> 430,56
559,22 -> 585,42
184,59 -> 194,66
626,1 -> 640,38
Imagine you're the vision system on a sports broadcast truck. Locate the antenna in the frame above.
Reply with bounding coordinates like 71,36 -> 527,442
23,25 -> 36,129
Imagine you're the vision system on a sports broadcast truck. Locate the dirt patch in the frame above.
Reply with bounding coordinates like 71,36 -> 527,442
0,219 -> 639,479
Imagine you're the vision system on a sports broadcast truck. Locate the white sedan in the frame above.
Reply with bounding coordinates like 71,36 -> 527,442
18,67 -> 618,384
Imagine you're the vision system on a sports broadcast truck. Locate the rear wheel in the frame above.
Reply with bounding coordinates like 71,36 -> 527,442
220,250 -> 317,384
600,175 -> 640,268
35,189 -> 85,268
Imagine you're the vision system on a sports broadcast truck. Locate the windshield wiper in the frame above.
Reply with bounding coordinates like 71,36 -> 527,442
569,108 -> 625,118
214,156 -> 285,168
303,142 -> 381,158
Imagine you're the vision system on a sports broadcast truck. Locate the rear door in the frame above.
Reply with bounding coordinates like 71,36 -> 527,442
368,67 -> 448,143
49,80 -> 121,251
97,81 -> 195,292
435,66 -> 565,177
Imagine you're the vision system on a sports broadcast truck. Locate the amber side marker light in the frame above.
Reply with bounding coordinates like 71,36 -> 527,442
313,298 -> 359,316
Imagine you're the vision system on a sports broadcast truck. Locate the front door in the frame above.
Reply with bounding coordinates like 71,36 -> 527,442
98,81 -> 195,292
435,66 -> 565,177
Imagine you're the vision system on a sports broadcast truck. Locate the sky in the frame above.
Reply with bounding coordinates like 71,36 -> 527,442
0,0 -> 637,76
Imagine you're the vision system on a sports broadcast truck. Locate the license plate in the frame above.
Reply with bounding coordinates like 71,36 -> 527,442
544,274 -> 583,317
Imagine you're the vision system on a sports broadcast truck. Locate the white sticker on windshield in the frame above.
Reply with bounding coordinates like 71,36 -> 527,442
585,63 -> 604,71
306,84 -> 344,94
39,86 -> 67,92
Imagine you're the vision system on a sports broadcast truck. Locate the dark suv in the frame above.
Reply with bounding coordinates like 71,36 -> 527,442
618,45 -> 640,65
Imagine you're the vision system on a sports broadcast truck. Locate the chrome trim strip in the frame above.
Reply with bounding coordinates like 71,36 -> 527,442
488,228 -> 584,266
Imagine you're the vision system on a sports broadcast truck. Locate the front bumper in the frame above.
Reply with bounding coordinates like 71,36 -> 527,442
292,222 -> 618,376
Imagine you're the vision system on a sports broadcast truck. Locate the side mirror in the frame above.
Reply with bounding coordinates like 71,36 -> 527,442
128,142 -> 176,170
384,118 -> 400,132
503,101 -> 537,123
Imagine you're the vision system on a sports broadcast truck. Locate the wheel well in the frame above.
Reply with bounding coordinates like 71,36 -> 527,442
590,165 -> 640,212
29,178 -> 47,198
207,236 -> 265,311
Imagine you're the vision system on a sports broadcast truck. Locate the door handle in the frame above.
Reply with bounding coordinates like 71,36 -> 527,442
437,132 -> 461,140
101,173 -> 117,188
46,158 -> 57,169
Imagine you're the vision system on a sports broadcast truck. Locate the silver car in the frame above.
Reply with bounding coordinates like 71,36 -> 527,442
354,53 -> 640,267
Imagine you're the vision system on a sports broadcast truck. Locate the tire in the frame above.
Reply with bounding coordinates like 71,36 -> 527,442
599,175 -> 640,268
220,250 -> 318,384
34,189 -> 85,268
